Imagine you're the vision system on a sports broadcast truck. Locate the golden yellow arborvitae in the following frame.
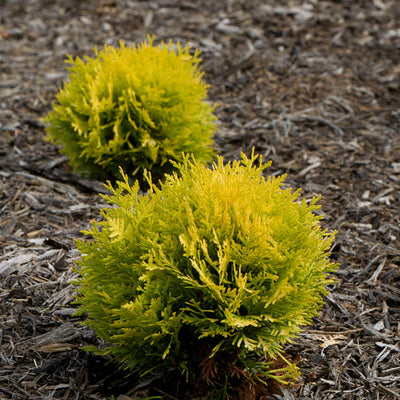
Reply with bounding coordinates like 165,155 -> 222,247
74,152 -> 337,393
43,37 -> 216,184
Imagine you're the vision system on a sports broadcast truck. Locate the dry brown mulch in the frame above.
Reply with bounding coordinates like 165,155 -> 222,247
1,0 -> 400,399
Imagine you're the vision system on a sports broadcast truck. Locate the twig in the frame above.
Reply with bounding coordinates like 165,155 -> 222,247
367,257 -> 386,284
294,114 -> 344,135
376,383 -> 400,398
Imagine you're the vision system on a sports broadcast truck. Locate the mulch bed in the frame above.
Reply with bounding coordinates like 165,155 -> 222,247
1,0 -> 400,399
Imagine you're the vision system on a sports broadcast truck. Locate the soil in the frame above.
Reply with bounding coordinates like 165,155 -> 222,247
1,0 -> 400,399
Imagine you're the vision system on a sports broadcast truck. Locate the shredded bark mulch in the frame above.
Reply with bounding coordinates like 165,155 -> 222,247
1,0 -> 400,399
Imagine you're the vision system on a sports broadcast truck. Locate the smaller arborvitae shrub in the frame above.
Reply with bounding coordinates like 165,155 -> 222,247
43,37 -> 216,183
74,153 -> 336,396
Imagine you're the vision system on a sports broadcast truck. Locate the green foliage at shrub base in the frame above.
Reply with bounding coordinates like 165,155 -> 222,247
74,152 -> 337,389
43,37 -> 216,182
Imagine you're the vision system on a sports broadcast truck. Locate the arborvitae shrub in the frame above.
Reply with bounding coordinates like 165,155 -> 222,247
43,37 -> 216,183
74,153 -> 336,396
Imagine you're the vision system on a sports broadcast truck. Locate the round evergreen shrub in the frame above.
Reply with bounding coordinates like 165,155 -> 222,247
75,153 -> 336,394
43,37 -> 216,183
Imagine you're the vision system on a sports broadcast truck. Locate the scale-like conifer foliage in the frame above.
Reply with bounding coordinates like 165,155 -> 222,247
43,37 -> 216,182
74,153 -> 336,391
